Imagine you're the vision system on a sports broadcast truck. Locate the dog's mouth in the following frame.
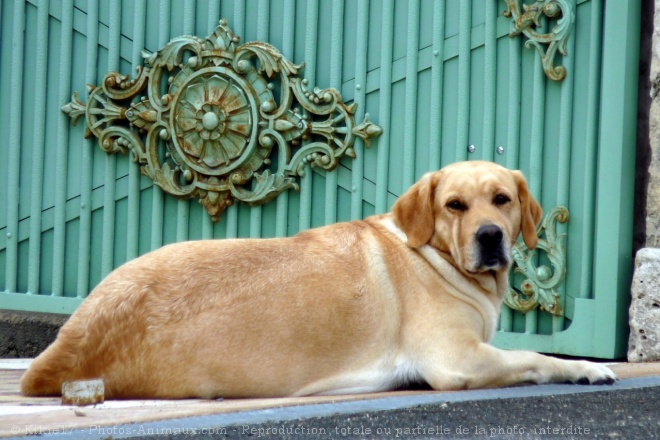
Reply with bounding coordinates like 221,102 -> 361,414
470,224 -> 510,273
477,254 -> 509,270
464,249 -> 510,275
465,255 -> 509,275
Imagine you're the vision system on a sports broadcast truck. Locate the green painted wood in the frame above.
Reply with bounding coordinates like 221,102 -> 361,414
75,0 -> 98,298
590,0 -> 641,358
0,0 -> 641,359
351,0 -> 369,220
322,0 -> 344,224
4,0 -> 26,294
26,0 -> 49,296
51,0 -> 73,296
0,292 -> 84,315
274,0 -> 295,238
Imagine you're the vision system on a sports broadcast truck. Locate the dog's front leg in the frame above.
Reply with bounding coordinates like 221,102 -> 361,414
422,343 -> 616,391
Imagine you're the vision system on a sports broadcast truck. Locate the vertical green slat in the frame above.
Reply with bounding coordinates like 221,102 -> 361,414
402,0 -> 418,189
249,0 -> 270,238
529,57 -> 546,201
207,0 -> 220,33
351,0 -> 369,219
256,0 -> 269,41
127,0 -> 146,258
27,0 -> 50,294
151,0 -> 170,249
579,0 -> 603,299
4,0 -> 26,293
481,0 -> 496,161
202,0 -> 219,239
177,0 -> 195,242
303,0 -> 318,97
375,0 -> 393,214
592,0 -> 640,358
325,0 -> 344,222
500,21 -> 516,332
428,0 -> 445,172
233,0 -> 245,37
505,41 -> 521,169
77,0 -> 98,297
455,0 -> 470,162
200,196 -> 214,239
519,19 -> 548,334
100,0 -> 120,278
226,0 -> 246,238
553,0 -> 577,333
300,0 -> 319,229
275,0 -> 294,237
502,18 -> 522,331
52,0 -> 74,294
556,3 -> 576,213
521,23 -> 549,335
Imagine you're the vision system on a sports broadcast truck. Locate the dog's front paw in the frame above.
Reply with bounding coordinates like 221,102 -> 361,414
570,361 -> 617,385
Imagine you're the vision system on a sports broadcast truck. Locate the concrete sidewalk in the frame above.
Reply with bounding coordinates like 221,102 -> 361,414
2,360 -> 660,439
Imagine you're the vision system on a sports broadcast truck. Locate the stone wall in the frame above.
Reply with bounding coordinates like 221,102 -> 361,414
630,0 -> 660,361
634,0 -> 655,250
628,249 -> 660,362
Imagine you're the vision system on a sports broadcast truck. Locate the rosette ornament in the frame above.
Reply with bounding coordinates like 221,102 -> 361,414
62,19 -> 382,221
174,74 -> 252,168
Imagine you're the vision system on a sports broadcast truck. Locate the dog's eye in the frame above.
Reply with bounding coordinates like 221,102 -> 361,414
494,194 -> 511,206
447,200 -> 466,211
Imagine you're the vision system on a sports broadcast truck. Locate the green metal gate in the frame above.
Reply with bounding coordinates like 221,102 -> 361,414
0,0 -> 640,359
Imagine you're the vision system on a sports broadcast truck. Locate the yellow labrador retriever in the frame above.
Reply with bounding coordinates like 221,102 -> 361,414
21,161 -> 615,399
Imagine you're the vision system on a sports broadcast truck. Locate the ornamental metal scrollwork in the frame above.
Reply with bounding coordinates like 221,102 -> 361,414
504,206 -> 568,316
62,19 -> 382,221
503,0 -> 574,81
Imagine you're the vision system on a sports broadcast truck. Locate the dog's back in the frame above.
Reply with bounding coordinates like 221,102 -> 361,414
20,220 -> 405,398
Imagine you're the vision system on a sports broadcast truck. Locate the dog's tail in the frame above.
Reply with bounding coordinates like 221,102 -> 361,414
20,326 -> 84,397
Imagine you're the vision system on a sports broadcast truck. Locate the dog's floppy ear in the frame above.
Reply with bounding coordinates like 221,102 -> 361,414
392,172 -> 438,248
513,170 -> 543,250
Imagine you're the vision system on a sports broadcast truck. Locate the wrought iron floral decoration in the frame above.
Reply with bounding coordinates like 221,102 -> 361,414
505,206 -> 568,316
503,0 -> 574,81
62,19 -> 382,221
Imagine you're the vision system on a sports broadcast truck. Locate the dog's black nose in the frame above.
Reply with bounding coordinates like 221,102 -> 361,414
476,225 -> 503,248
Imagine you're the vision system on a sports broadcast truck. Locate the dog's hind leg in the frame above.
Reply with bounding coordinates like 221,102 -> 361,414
20,325 -> 85,397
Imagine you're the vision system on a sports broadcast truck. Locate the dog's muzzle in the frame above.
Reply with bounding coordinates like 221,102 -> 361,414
475,224 -> 509,270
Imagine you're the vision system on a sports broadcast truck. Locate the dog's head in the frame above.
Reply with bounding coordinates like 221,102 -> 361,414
392,161 -> 542,274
